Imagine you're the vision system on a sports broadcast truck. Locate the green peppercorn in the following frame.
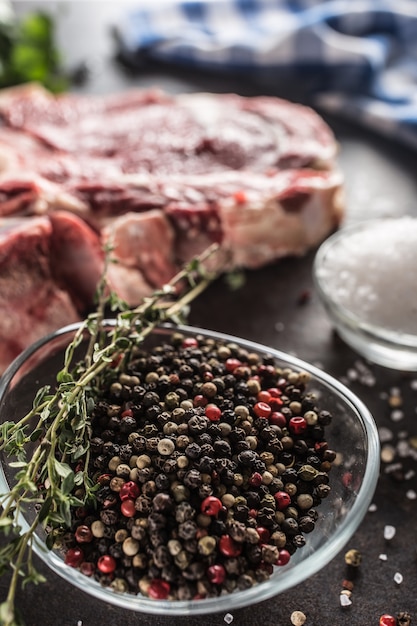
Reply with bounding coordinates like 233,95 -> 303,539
198,535 -> 216,555
115,529 -> 129,543
297,464 -> 318,481
165,392 -> 180,409
111,578 -> 129,593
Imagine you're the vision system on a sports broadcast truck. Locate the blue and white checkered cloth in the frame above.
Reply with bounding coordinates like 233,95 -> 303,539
117,0 -> 417,150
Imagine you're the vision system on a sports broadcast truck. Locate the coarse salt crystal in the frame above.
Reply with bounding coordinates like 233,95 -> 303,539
384,463 -> 402,474
406,489 -> 417,500
317,218 -> 417,334
224,614 -> 234,624
378,427 -> 393,443
397,440 -> 410,457
379,553 -> 388,561
394,572 -> 403,585
347,368 -> 358,381
368,503 -> 377,513
405,469 -> 416,480
340,593 -> 352,607
384,525 -> 396,541
391,410 -> 404,422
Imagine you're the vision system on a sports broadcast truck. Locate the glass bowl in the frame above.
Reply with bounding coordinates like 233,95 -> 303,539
313,217 -> 417,370
0,322 -> 379,615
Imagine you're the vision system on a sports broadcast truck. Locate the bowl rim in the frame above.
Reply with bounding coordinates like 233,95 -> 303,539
0,321 -> 380,615
313,217 -> 417,348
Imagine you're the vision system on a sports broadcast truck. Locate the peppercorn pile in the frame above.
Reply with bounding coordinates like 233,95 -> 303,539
58,332 -> 336,601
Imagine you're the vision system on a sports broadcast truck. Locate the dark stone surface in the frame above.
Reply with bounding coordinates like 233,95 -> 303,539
3,3 -> 417,624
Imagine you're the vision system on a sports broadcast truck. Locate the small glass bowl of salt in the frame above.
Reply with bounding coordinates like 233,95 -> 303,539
313,216 -> 417,370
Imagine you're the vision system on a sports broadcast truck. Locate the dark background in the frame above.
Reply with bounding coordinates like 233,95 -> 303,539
2,2 -> 417,624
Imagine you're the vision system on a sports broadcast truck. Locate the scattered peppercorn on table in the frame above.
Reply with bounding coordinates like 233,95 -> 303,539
2,3 -> 417,625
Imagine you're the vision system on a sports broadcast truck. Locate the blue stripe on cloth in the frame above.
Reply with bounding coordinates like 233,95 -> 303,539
116,0 -> 417,150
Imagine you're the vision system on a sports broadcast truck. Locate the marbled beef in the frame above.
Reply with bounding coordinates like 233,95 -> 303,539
0,84 -> 344,372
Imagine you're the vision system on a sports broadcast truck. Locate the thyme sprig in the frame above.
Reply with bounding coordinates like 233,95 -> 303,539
0,244 -> 219,626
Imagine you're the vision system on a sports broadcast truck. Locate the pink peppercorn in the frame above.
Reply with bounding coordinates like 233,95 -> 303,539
256,527 -> 270,544
254,402 -> 272,418
379,616 -> 397,626
193,394 -> 208,407
201,496 -> 222,516
257,390 -> 272,403
219,535 -> 242,557
97,555 -> 116,574
274,491 -> 292,510
225,358 -> 242,372
182,337 -> 198,348
75,524 -> 93,543
269,396 -> 284,410
119,480 -> 140,501
65,547 -> 84,568
207,564 -> 226,584
120,499 -> 136,517
289,416 -> 308,435
275,549 -> 291,566
249,472 -> 263,487
80,562 -> 95,577
148,578 -> 170,599
205,403 -> 222,421
269,411 -> 287,427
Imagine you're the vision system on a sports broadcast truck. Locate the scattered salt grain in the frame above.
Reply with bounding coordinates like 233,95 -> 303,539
405,469 -> 416,480
410,379 -> 417,390
394,572 -> 403,585
378,427 -> 394,443
379,553 -> 388,561
384,462 -> 403,474
384,525 -> 396,541
77,622 -> 83,626
390,409 -> 405,422
406,489 -> 417,500
340,593 -> 352,607
224,613 -> 234,624
347,368 -> 358,381
368,503 -> 377,513
397,440 -> 410,457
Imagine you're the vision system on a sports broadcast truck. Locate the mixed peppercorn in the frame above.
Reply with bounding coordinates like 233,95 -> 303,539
55,331 -> 336,600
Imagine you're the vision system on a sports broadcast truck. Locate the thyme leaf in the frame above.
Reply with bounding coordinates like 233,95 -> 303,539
0,243 -> 220,626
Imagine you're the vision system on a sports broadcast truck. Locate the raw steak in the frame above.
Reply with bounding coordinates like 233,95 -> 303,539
102,210 -> 177,306
0,84 -> 344,372
0,85 -> 337,178
49,211 -> 105,312
0,216 -> 80,373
